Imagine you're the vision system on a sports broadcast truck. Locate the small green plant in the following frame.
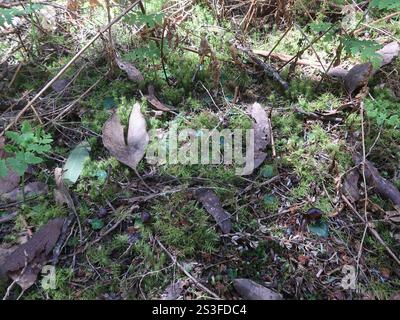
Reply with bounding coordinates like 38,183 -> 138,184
0,121 -> 52,201
0,3 -> 43,27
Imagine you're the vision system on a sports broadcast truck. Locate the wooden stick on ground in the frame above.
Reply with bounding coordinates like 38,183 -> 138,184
154,236 -> 221,300
0,0 -> 142,136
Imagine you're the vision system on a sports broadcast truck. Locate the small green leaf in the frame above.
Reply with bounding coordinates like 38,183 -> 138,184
90,218 -> 104,231
263,194 -> 277,205
62,142 -> 90,185
261,165 -> 276,178
103,97 -> 116,109
6,157 -> 27,176
0,159 -> 8,178
24,152 -> 43,164
308,220 -> 329,238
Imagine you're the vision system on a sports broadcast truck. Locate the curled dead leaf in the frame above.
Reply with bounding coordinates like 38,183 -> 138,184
102,103 -> 149,170
146,85 -> 172,112
115,57 -> 144,83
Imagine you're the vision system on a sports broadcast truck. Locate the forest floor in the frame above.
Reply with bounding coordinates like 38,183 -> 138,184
1,0 -> 400,300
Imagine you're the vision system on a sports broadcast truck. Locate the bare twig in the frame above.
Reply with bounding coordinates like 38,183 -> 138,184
154,236 -> 221,299
0,0 -> 142,136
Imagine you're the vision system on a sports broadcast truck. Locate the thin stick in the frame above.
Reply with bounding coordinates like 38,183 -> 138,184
354,11 -> 400,34
0,0 -> 142,136
154,236 -> 221,299
265,23 -> 293,59
342,194 -> 400,266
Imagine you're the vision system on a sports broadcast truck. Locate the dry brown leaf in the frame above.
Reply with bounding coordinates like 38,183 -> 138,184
115,57 -> 144,83
233,278 -> 283,300
242,103 -> 271,175
66,0 -> 81,11
146,85 -> 171,112
1,182 -> 48,202
161,280 -> 185,300
344,63 -> 373,95
195,189 -> 232,234
102,103 -> 149,170
0,218 -> 65,290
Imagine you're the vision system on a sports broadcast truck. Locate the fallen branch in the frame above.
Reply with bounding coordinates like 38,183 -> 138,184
254,50 -> 324,70
234,42 -> 289,90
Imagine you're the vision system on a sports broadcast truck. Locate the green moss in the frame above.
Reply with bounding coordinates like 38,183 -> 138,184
299,93 -> 341,112
27,202 -> 68,226
151,193 -> 220,256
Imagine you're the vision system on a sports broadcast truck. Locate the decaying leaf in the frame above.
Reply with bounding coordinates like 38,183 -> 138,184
54,167 -> 75,209
0,218 -> 65,290
146,85 -> 172,112
242,103 -> 271,175
377,41 -> 400,67
233,278 -> 283,300
354,154 -> 400,206
51,78 -> 70,93
344,62 -> 373,95
195,189 -> 232,234
0,137 -> 19,195
161,280 -> 185,300
1,182 -> 48,202
102,103 -> 149,170
386,209 -> 400,223
115,57 -> 144,83
342,168 -> 361,203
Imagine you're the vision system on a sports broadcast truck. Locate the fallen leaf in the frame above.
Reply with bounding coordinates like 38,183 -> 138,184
385,210 -> 400,223
62,142 -> 90,185
233,278 -> 283,300
0,218 -> 65,290
354,154 -> 400,206
344,63 -> 373,95
146,85 -> 171,112
51,78 -> 70,93
195,189 -> 232,234
115,57 -> 144,83
161,280 -> 185,300
307,220 -> 329,238
377,41 -> 400,67
242,103 -> 271,175
342,168 -> 361,203
1,182 -> 48,202
54,167 -> 74,209
102,103 -> 149,170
